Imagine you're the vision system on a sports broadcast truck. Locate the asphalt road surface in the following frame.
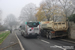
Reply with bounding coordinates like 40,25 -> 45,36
16,30 -> 75,50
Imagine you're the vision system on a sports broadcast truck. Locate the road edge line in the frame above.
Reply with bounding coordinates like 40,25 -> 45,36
60,39 -> 75,43
41,40 -> 50,44
15,33 -> 25,50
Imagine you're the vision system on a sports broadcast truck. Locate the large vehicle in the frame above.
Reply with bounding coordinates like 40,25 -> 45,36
40,21 -> 68,39
20,22 -> 40,38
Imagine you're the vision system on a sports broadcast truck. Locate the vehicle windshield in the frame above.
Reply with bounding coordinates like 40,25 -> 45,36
27,22 -> 39,27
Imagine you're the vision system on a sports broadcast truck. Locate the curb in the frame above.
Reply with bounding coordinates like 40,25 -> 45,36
15,33 -> 25,50
60,39 -> 75,43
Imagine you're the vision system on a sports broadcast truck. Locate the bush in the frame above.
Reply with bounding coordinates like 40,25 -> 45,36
68,14 -> 75,23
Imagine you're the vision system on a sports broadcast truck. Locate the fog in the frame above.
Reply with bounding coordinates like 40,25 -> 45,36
0,0 -> 42,20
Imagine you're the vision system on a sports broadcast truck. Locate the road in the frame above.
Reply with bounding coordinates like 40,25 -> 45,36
16,30 -> 75,50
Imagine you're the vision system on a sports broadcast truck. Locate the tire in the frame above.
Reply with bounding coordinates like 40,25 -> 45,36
49,31 -> 52,39
23,33 -> 26,38
41,30 -> 45,37
46,32 -> 49,39
62,35 -> 68,39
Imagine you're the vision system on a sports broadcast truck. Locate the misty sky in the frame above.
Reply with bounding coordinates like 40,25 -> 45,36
0,0 -> 42,20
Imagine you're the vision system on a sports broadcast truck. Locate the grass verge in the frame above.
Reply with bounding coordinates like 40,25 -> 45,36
0,31 -> 10,44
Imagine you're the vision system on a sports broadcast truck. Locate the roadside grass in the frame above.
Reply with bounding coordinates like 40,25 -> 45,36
0,31 -> 10,44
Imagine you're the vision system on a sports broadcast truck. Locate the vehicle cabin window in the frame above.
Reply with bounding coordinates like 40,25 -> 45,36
27,22 -> 39,27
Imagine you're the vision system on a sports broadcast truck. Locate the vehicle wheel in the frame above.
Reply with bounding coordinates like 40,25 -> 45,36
46,32 -> 49,39
49,31 -> 52,39
23,33 -> 26,37
62,35 -> 68,39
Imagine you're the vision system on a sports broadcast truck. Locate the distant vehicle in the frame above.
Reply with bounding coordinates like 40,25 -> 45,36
5,30 -> 9,31
20,22 -> 40,38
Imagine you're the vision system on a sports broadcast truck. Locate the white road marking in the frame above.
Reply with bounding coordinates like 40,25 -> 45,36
54,45 -> 66,50
50,45 -> 66,50
60,39 -> 75,43
41,40 -> 50,44
15,33 -> 25,50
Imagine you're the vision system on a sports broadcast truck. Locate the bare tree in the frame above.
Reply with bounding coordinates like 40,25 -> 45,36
19,3 -> 37,23
4,14 -> 18,30
40,0 -> 64,21
40,0 -> 53,21
40,0 -> 75,22
58,0 -> 75,20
